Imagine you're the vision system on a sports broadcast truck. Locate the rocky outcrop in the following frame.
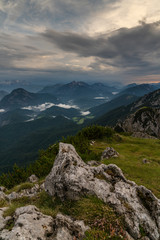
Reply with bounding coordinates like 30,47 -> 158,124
101,147 -> 119,160
0,205 -> 54,240
53,213 -> 89,240
6,183 -> 44,201
45,143 -> 160,240
120,107 -> 160,138
132,132 -> 157,139
0,205 -> 89,240
27,174 -> 39,183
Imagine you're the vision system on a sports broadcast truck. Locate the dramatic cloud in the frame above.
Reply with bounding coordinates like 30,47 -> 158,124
1,0 -> 160,85
42,21 -> 160,73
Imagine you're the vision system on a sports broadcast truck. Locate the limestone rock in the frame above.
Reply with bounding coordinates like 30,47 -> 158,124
142,158 -> 150,164
0,205 -> 53,240
6,184 -> 43,201
53,213 -> 89,240
121,107 -> 160,138
45,143 -> 160,240
87,160 -> 100,166
0,191 -> 6,200
0,186 -> 6,192
0,205 -> 89,240
7,191 -> 19,201
101,146 -> 119,160
27,174 -> 39,183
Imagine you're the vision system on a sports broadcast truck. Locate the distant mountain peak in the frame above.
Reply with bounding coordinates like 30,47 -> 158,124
11,88 -> 30,94
67,81 -> 88,87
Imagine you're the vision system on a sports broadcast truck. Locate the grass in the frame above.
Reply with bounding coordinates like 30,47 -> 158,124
6,182 -> 34,194
0,199 -> 8,208
2,133 -> 160,238
77,118 -> 85,124
72,117 -> 85,125
91,135 -> 160,198
3,192 -> 127,239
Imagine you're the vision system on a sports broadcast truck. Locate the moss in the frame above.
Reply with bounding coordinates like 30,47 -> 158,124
105,169 -> 115,177
4,218 -> 14,231
94,173 -> 106,181
122,202 -> 133,213
0,199 -> 8,208
139,225 -> 146,237
137,189 -> 153,212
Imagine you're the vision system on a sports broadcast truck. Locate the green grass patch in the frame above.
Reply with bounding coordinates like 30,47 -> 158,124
77,118 -> 85,125
0,199 -> 8,208
91,135 -> 160,198
6,182 -> 34,194
3,196 -> 32,218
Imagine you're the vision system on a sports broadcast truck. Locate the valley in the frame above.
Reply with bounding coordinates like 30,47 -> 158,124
0,81 -> 160,174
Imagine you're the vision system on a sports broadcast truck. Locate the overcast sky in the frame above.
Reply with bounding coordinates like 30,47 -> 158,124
1,0 -> 160,86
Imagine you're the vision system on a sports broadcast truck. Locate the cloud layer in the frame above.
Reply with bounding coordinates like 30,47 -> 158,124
1,0 -> 160,84
22,102 -> 79,111
42,21 -> 160,73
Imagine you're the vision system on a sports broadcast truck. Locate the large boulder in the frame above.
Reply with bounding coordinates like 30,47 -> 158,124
45,142 -> 160,240
0,205 -> 88,240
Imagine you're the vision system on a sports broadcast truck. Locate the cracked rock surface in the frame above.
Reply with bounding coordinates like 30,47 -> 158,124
45,142 -> 160,240
0,205 -> 88,240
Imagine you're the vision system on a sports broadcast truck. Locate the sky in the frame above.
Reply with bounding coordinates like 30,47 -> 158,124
1,0 -> 160,87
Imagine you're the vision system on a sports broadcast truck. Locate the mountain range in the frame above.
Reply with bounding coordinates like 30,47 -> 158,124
0,81 -> 160,173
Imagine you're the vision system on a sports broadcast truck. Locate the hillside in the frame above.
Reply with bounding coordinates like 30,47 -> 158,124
0,88 -> 57,110
0,90 -> 8,100
0,116 -> 79,173
95,88 -> 160,129
118,83 -> 158,97
0,126 -> 160,239
89,94 -> 138,117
